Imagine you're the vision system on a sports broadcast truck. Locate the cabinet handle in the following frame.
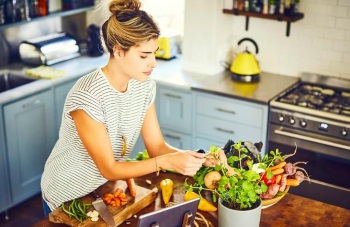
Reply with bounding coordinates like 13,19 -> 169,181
164,93 -> 182,99
216,108 -> 235,115
22,99 -> 41,109
215,127 -> 235,134
164,134 -> 181,140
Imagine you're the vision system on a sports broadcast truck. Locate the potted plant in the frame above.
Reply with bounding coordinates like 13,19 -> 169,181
184,140 -> 309,227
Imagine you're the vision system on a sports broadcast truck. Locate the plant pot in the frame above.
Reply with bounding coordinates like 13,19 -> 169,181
218,198 -> 262,227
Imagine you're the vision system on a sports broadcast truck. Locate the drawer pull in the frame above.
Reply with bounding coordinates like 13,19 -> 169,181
164,134 -> 181,140
216,108 -> 235,115
215,127 -> 235,134
164,93 -> 182,99
22,99 -> 41,109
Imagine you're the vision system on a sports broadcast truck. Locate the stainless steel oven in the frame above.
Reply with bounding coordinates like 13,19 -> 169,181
268,73 -> 350,210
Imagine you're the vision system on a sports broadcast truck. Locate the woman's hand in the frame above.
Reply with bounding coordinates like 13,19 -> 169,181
159,151 -> 206,176
203,148 -> 228,167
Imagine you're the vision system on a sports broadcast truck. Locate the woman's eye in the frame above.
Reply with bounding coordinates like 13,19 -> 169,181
141,55 -> 147,59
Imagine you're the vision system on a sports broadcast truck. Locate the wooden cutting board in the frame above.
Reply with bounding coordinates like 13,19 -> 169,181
49,180 -> 157,226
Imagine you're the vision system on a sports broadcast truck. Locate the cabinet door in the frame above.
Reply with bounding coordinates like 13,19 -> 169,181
162,129 -> 192,150
158,87 -> 192,133
4,90 -> 55,204
194,136 -> 228,151
54,79 -> 77,137
0,111 -> 11,213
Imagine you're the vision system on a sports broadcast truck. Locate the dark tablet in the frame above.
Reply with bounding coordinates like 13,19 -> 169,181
137,198 -> 200,227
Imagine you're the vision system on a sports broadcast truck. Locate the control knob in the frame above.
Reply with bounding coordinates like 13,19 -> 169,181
299,119 -> 307,127
289,117 -> 295,125
341,128 -> 348,137
278,114 -> 284,122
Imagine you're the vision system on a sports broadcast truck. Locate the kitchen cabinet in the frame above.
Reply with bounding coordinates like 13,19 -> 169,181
0,111 -> 11,213
158,86 -> 193,134
193,92 -> 268,154
53,78 -> 78,138
130,85 -> 193,157
4,89 -> 56,205
158,85 -> 193,149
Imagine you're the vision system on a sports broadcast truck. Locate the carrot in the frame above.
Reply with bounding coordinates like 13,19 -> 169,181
126,178 -> 137,197
275,174 -> 282,184
114,188 -> 122,197
272,168 -> 284,175
268,161 -> 286,171
286,178 -> 300,186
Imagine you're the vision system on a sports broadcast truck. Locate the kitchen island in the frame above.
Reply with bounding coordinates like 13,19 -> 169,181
33,171 -> 350,227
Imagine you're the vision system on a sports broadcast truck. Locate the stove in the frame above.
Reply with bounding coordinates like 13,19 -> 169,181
268,73 -> 350,210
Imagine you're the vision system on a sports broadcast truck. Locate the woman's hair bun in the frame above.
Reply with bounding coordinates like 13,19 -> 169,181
109,0 -> 141,14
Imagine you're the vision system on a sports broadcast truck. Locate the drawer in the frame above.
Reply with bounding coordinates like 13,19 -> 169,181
162,129 -> 192,150
195,115 -> 262,143
158,87 -> 192,132
194,136 -> 228,151
196,94 -> 264,127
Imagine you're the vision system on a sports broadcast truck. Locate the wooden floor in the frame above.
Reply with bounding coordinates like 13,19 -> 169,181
0,193 -> 45,227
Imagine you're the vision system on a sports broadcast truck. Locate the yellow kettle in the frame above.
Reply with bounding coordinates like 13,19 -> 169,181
230,38 -> 260,82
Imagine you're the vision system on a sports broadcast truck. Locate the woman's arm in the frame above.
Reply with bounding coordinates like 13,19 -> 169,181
71,109 -> 164,180
140,103 -> 206,175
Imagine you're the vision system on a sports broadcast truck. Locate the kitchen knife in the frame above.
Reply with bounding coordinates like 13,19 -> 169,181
92,191 -> 116,227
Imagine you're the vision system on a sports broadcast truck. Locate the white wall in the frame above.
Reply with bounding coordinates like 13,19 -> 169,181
182,0 -> 350,80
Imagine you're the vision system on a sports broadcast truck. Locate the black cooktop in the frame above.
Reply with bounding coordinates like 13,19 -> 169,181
276,83 -> 350,116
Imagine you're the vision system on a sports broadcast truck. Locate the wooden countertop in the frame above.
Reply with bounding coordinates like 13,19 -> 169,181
33,172 -> 350,227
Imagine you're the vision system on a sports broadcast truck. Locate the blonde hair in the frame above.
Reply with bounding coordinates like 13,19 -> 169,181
101,0 -> 160,54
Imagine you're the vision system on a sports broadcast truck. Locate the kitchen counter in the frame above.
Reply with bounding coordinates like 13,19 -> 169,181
0,55 -> 299,105
33,171 -> 350,227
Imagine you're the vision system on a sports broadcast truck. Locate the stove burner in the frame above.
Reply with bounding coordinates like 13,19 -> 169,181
277,82 -> 350,116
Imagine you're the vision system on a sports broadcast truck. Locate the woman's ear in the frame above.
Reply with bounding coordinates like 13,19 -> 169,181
113,46 -> 123,58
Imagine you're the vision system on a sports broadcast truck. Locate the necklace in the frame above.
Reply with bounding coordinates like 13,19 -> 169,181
104,66 -> 128,156
121,133 -> 127,156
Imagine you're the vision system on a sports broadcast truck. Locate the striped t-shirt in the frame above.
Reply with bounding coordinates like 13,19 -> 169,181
41,68 -> 156,210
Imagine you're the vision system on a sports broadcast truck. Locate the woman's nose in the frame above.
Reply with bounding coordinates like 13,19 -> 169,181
149,57 -> 157,68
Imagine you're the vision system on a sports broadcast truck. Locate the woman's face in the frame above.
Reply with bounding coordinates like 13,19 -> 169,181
120,38 -> 158,82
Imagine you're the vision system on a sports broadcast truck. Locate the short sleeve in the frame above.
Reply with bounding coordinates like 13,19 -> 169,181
65,90 -> 105,123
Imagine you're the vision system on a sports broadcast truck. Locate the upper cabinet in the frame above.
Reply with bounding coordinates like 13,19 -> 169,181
223,0 -> 304,37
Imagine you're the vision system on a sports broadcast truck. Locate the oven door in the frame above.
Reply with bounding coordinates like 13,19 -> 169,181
268,124 -> 350,210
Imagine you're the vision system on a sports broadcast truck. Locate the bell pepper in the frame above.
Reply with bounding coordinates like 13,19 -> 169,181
160,178 -> 174,205
184,191 -> 217,212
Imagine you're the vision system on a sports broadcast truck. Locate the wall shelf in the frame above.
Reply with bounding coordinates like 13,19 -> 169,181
0,6 -> 93,31
223,9 -> 304,37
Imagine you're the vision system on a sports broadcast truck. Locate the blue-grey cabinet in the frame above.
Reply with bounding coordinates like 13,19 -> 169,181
193,92 -> 268,154
0,110 -> 11,213
130,85 -> 194,157
53,78 -> 78,137
158,86 -> 192,134
4,89 -> 56,204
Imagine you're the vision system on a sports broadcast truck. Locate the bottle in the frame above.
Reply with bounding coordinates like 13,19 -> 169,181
244,0 -> 249,11
0,0 -> 5,24
37,0 -> 46,16
279,0 -> 284,15
19,0 -> 30,21
255,0 -> 262,13
262,0 -> 268,14
269,0 -> 276,14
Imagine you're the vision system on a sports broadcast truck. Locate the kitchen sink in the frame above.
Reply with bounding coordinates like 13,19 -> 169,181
0,72 -> 37,93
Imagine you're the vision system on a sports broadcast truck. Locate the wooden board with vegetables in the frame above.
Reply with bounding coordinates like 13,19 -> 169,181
49,180 -> 157,226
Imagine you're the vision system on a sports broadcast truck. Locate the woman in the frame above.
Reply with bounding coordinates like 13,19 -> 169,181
41,0 -> 225,215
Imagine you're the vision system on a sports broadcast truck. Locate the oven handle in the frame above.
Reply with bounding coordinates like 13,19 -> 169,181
274,128 -> 350,150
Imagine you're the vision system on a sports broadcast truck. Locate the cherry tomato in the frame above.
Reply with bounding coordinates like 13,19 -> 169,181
261,172 -> 276,186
